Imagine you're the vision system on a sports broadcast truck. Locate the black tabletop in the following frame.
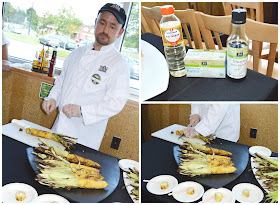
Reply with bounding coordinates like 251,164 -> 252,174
2,135 -> 133,203
142,33 -> 278,101
141,137 -> 278,203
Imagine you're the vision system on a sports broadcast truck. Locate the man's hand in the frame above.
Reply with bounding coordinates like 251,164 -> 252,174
2,60 -> 10,72
188,114 -> 200,127
42,98 -> 56,115
183,127 -> 199,138
63,104 -> 81,119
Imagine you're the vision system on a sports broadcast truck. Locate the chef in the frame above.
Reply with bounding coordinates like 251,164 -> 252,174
42,3 -> 130,150
2,30 -> 10,71
184,104 -> 240,142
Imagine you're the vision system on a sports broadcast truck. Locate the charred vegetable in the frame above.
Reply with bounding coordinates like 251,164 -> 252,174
26,128 -> 76,149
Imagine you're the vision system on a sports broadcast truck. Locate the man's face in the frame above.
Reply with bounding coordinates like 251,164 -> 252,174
95,11 -> 124,46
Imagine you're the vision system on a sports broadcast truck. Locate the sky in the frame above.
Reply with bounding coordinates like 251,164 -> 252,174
5,0 -> 123,25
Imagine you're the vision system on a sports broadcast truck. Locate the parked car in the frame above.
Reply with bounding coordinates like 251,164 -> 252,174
39,35 -> 60,48
123,55 -> 139,80
60,39 -> 77,50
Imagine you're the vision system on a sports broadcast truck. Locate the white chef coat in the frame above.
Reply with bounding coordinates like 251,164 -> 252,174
2,31 -> 9,45
48,42 -> 130,150
191,104 -> 240,142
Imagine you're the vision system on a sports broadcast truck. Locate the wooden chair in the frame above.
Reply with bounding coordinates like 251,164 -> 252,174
222,2 -> 276,60
141,6 -> 203,49
195,12 -> 278,79
222,2 -> 264,22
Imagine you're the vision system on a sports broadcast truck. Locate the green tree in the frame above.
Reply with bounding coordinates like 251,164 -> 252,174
9,9 -> 26,25
26,7 -> 39,31
3,2 -> 16,22
55,7 -> 83,36
123,2 -> 139,49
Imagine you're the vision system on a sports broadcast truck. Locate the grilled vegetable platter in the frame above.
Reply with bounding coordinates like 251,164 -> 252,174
173,139 -> 249,188
251,153 -> 278,203
26,140 -> 120,203
119,159 -> 139,202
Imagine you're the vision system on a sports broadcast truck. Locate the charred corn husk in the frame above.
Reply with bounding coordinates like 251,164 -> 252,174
36,159 -> 100,172
177,141 -> 236,176
126,167 -> 139,201
254,153 -> 278,202
181,139 -> 232,156
38,177 -> 108,189
37,140 -> 101,168
26,128 -> 76,149
179,160 -> 237,176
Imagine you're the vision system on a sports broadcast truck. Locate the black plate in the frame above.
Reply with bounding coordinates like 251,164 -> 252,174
173,142 -> 249,188
26,147 -> 120,203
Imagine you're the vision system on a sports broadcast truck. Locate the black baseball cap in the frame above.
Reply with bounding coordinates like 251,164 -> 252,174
98,3 -> 126,25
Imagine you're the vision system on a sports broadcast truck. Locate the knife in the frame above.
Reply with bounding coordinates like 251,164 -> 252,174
178,133 -> 185,140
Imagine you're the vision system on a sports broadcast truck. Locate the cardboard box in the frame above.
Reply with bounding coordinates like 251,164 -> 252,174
184,49 -> 226,78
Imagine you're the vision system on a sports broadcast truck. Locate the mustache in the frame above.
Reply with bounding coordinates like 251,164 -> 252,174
99,32 -> 109,38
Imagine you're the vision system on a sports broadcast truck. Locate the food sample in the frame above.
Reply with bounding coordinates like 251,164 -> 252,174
176,130 -> 184,136
160,182 -> 169,190
26,128 -> 76,149
15,191 -> 26,201
187,187 -> 194,195
33,140 -> 108,190
215,192 -> 223,202
242,189 -> 249,197
202,188 -> 234,203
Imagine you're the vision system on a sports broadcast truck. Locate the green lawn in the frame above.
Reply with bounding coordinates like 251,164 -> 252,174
4,31 -> 71,59
4,31 -> 138,60
121,50 -> 139,60
4,31 -> 40,45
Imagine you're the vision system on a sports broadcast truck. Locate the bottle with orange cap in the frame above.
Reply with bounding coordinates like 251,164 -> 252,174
160,5 -> 186,77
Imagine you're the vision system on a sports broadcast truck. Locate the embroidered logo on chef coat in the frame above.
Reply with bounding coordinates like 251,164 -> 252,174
98,65 -> 108,73
91,74 -> 101,84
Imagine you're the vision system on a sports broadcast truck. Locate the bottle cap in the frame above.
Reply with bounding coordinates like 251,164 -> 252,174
232,9 -> 247,24
160,5 -> 175,15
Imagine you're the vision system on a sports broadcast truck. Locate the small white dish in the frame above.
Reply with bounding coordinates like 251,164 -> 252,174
2,183 -> 38,203
171,181 -> 204,202
249,146 -> 271,157
232,183 -> 264,203
118,159 -> 139,172
146,175 -> 178,195
31,194 -> 69,203
202,188 -> 235,203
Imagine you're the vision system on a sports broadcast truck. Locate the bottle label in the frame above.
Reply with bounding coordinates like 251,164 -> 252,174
160,24 -> 183,46
226,46 -> 248,79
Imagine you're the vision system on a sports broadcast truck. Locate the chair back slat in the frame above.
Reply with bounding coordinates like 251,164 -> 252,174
195,11 -> 278,78
222,2 -> 263,22
141,6 -> 203,49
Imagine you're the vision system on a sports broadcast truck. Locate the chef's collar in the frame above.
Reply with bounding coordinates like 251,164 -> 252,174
85,42 -> 115,54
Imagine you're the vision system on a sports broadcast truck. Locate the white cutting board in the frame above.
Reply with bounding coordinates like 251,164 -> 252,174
151,124 -> 206,145
2,119 -> 65,149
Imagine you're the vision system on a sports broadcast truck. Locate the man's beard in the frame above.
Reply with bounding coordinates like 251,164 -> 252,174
96,32 -> 110,45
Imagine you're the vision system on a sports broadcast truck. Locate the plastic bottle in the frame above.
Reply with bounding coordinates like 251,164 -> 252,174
226,9 -> 249,79
48,48 -> 57,77
160,5 -> 186,77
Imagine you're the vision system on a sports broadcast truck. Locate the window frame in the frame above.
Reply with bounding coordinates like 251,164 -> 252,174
2,2 -> 139,98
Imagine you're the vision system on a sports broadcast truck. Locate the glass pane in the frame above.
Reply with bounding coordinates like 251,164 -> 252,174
3,1 -> 139,91
120,2 -> 139,90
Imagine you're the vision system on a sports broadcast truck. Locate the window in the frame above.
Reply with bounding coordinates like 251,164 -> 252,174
2,1 -> 139,93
